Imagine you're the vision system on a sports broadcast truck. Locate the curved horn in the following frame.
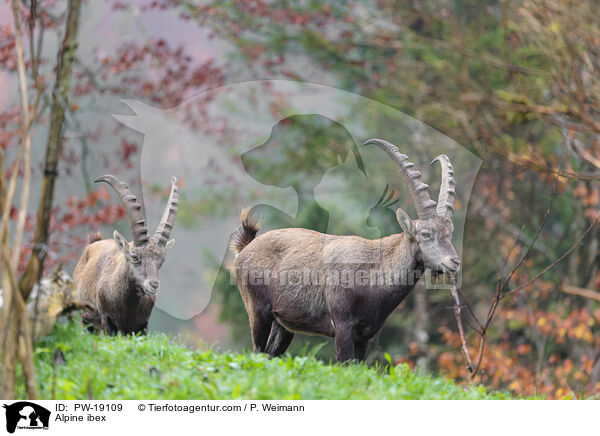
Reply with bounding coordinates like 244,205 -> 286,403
363,139 -> 436,219
153,177 -> 179,247
431,155 -> 456,220
95,175 -> 149,246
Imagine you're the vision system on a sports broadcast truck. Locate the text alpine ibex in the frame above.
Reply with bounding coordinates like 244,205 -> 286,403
231,139 -> 461,361
74,175 -> 179,334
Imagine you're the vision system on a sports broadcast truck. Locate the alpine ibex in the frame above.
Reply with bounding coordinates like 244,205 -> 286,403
73,175 -> 179,334
231,139 -> 461,362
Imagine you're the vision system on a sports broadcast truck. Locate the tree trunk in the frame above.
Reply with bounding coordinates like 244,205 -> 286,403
11,0 -> 34,272
0,281 -> 18,399
0,250 -> 37,399
1,0 -> 82,400
20,0 -> 82,299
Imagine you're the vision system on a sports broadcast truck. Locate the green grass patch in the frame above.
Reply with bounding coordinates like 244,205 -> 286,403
19,321 -> 509,400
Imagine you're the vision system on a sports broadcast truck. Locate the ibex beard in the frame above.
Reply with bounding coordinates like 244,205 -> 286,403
73,175 -> 179,335
231,139 -> 461,362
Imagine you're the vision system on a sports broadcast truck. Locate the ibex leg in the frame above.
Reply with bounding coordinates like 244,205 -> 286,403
100,314 -> 117,336
265,321 -> 294,356
354,340 -> 369,361
81,310 -> 101,332
334,324 -> 355,362
248,304 -> 273,353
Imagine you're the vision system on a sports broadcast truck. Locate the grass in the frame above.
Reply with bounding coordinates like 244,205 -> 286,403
18,321 -> 510,400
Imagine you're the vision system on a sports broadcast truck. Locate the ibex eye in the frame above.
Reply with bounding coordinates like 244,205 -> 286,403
421,231 -> 432,239
131,254 -> 140,263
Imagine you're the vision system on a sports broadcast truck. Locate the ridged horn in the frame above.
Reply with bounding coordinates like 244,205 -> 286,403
431,155 -> 456,219
153,177 -> 179,247
363,139 -> 437,219
95,175 -> 149,246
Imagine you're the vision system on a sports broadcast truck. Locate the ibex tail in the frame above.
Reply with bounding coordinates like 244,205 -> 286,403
87,231 -> 103,245
230,208 -> 261,255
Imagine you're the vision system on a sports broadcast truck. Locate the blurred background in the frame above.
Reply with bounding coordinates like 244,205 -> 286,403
2,0 -> 600,399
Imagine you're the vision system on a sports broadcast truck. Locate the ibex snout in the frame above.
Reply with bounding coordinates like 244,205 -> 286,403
144,279 -> 160,295
441,256 -> 461,273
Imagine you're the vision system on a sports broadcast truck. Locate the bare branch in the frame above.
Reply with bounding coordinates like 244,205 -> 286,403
500,176 -> 558,295
10,0 -> 34,271
561,284 -> 600,302
450,276 -> 474,372
504,216 -> 600,297
449,175 -> 598,378
20,0 -> 82,299
0,245 -> 38,399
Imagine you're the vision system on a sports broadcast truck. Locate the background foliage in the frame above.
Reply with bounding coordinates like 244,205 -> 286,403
2,0 -> 600,399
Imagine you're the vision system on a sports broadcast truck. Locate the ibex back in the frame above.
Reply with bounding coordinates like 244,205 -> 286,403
232,139 -> 461,361
74,175 -> 179,334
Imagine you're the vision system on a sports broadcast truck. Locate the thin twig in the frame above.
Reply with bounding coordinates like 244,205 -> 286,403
504,217 -> 600,297
561,285 -> 600,302
0,147 -> 24,241
500,177 -> 558,295
499,224 -> 526,277
449,275 -> 474,372
0,245 -> 38,399
11,0 -> 34,271
453,213 -> 599,379
455,287 -> 484,333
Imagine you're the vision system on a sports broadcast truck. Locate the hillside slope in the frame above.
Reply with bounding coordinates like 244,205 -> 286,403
19,322 -> 508,400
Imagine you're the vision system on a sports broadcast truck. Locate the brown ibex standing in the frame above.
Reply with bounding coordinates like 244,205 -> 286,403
231,139 -> 461,362
74,175 -> 179,334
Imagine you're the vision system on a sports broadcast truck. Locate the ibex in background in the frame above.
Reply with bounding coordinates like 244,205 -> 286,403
74,175 -> 179,334
231,139 -> 461,362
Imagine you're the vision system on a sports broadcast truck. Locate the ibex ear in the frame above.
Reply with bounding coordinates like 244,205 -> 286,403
165,239 -> 175,251
396,208 -> 416,240
113,230 -> 129,253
